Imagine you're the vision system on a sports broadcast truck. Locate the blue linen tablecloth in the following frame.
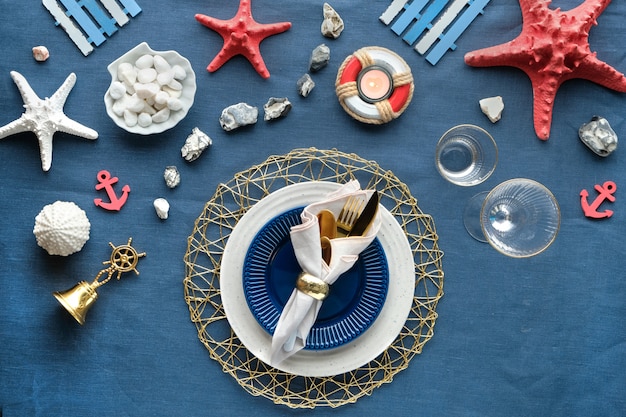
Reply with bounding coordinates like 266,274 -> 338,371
1,0 -> 625,415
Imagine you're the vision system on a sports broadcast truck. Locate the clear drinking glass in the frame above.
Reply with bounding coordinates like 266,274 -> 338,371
435,124 -> 498,186
464,178 -> 561,258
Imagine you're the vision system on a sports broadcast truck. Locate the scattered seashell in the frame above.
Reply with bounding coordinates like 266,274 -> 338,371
264,97 -> 292,121
33,201 -> 90,256
220,103 -> 258,131
309,44 -> 331,72
579,116 -> 618,157
297,73 -> 315,97
321,3 -> 344,39
181,128 -> 212,162
479,96 -> 504,123
164,165 -> 181,188
32,45 -> 50,62
153,198 -> 170,220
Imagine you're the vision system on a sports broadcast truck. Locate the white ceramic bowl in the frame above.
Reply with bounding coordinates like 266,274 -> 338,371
104,42 -> 197,135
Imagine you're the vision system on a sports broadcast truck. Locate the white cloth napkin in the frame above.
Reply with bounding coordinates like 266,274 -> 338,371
270,180 -> 381,366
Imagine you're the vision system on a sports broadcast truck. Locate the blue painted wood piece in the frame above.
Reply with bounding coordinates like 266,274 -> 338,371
119,0 -> 141,16
80,0 -> 118,36
43,0 -> 142,56
59,0 -> 106,45
425,0 -> 491,65
402,0 -> 449,45
390,0 -> 429,36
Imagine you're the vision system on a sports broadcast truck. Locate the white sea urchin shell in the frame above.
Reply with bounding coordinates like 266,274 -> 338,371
33,201 -> 91,256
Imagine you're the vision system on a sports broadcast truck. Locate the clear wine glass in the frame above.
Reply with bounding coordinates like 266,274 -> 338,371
464,178 -> 561,257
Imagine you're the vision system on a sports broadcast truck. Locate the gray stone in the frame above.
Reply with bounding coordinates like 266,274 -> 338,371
181,127 -> 212,162
321,3 -> 344,39
219,102 -> 258,131
297,73 -> 315,97
264,97 -> 292,121
163,165 -> 180,188
309,44 -> 330,72
579,116 -> 618,157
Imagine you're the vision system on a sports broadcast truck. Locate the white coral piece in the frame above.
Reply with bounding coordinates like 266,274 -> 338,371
33,201 -> 91,256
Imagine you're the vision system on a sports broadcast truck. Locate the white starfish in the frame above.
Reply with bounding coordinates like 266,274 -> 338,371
0,71 -> 98,171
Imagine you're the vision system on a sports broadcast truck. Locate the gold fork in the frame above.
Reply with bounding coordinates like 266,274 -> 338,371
336,195 -> 365,237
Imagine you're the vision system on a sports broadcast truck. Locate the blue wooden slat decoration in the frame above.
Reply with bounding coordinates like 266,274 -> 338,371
80,0 -> 118,36
119,0 -> 141,17
59,0 -> 106,45
425,0 -> 491,65
381,0 -> 491,65
390,0 -> 429,35
402,0 -> 449,44
43,0 -> 142,56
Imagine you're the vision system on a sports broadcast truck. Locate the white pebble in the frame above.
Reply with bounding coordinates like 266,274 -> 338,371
155,90 -> 170,105
138,112 -> 153,127
153,198 -> 170,220
142,102 -> 157,115
162,85 -> 182,98
152,107 -> 171,123
153,55 -> 171,73
112,94 -> 130,116
135,54 -> 154,69
172,65 -> 187,80
117,63 -> 137,85
135,82 -> 160,100
167,79 -> 183,91
109,81 -> 127,100
167,97 -> 183,111
156,70 -> 174,86
123,109 -> 138,127
137,67 -> 157,83
127,94 -> 145,113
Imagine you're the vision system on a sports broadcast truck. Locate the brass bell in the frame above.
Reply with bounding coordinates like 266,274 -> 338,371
53,238 -> 145,325
53,281 -> 99,325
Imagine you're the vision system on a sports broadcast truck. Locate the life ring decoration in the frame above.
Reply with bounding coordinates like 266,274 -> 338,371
336,46 -> 414,124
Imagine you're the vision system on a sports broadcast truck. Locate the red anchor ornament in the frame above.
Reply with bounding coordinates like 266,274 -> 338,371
580,181 -> 616,219
94,170 -> 130,211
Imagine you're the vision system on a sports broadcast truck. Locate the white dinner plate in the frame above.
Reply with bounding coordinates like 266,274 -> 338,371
220,181 -> 415,377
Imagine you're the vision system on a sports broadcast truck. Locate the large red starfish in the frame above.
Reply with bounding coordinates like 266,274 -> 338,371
195,0 -> 291,79
465,0 -> 626,140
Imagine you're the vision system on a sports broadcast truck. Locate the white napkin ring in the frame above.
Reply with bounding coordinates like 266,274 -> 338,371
296,272 -> 329,301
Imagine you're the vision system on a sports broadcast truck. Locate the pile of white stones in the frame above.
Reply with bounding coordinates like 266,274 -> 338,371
109,54 -> 188,128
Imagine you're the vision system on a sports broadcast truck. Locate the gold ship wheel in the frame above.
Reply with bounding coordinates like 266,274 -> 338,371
103,237 -> 146,279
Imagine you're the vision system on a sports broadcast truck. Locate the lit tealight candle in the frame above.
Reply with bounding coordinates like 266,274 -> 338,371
357,66 -> 393,103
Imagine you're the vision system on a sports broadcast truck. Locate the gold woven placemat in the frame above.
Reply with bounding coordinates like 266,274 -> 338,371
183,148 -> 444,408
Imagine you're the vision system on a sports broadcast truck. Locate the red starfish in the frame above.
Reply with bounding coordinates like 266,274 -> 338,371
465,0 -> 626,140
195,0 -> 291,79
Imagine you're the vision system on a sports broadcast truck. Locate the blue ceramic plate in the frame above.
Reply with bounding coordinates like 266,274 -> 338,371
243,207 -> 389,350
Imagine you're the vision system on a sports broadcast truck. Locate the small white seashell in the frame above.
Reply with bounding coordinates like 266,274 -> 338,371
32,46 -> 50,62
181,127 -> 212,162
321,3 -> 344,39
163,166 -> 181,188
153,198 -> 170,220
33,201 -> 90,256
479,96 -> 504,123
